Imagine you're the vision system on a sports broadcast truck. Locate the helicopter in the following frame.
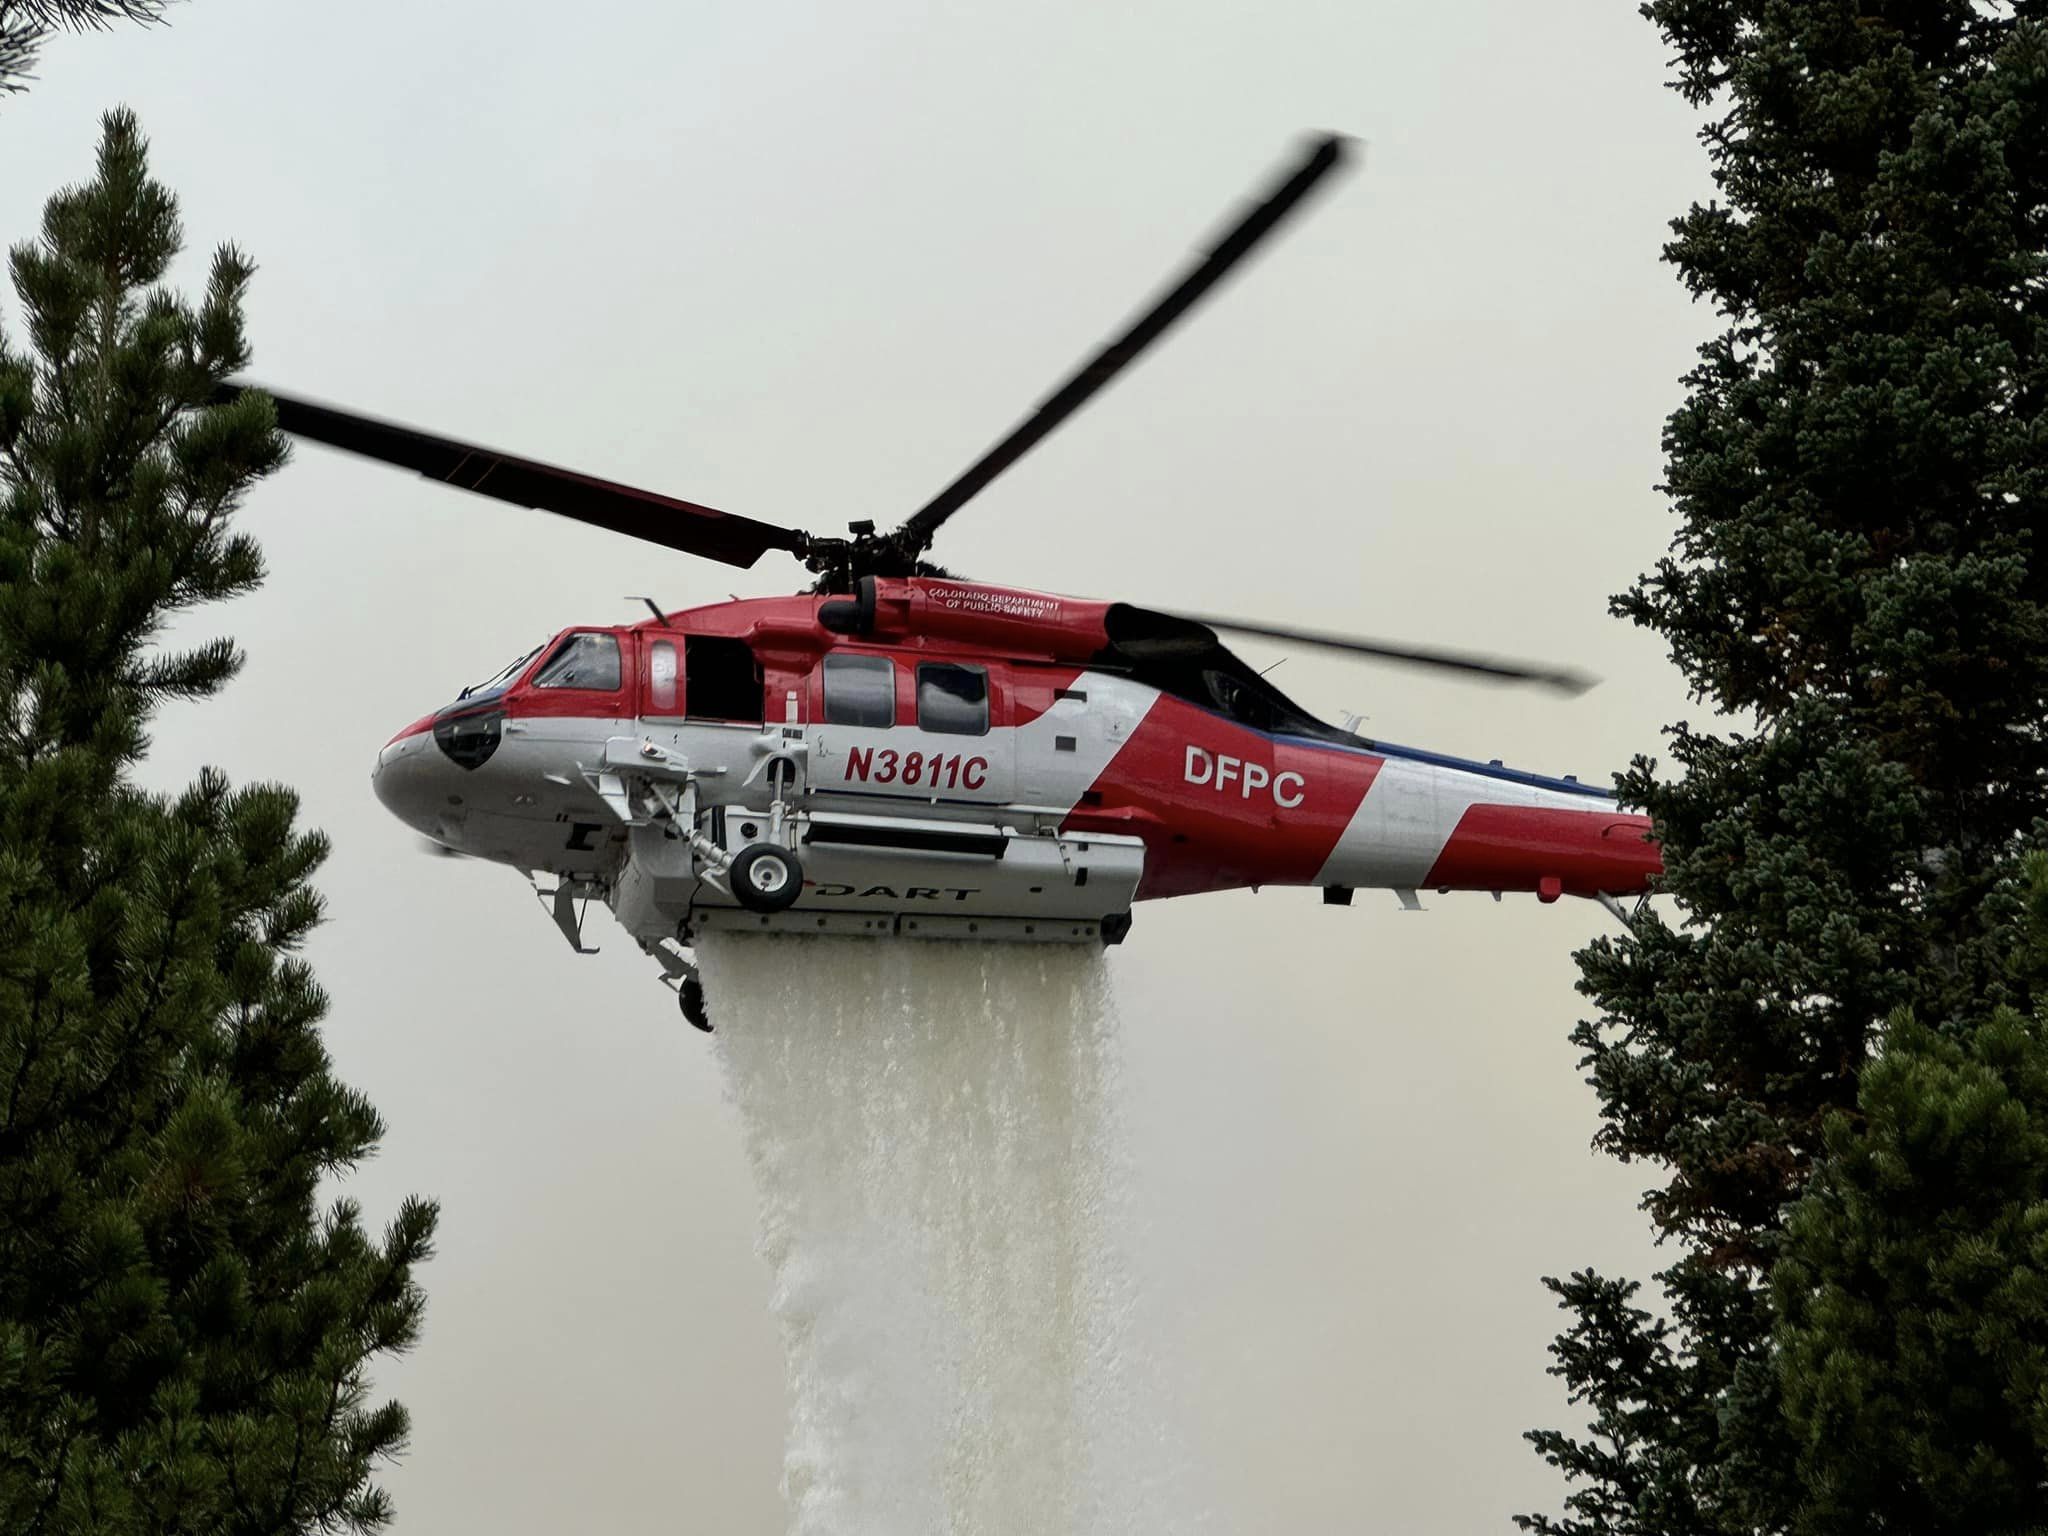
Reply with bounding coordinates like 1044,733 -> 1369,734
231,133 -> 1660,1030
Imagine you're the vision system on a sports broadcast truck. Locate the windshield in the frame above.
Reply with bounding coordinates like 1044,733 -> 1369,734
458,645 -> 542,703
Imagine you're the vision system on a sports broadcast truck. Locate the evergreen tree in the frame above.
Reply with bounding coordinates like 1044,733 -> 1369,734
0,111 -> 436,1534
1524,6 -> 2048,1531
1773,944 -> 2048,1526
1,3 -> 169,97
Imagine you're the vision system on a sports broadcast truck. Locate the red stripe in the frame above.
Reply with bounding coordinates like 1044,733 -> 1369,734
1066,696 -> 1379,898
387,712 -> 438,746
1423,805 -> 1659,898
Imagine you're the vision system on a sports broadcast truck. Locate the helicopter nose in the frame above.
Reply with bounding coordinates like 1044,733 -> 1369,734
372,721 -> 455,841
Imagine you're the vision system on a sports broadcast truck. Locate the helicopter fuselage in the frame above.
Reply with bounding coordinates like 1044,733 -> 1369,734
373,579 -> 1660,972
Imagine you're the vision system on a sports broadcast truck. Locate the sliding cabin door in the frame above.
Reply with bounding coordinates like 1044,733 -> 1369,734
637,633 -> 771,728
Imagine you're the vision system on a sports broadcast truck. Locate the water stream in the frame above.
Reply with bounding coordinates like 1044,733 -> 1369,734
697,933 -> 1176,1535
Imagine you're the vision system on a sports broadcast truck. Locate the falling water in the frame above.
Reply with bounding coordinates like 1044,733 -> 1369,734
696,933 -> 1176,1536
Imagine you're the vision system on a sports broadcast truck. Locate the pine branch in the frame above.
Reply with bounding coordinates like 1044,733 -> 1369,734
0,0 -> 174,96
4,0 -> 167,25
0,18 -> 37,92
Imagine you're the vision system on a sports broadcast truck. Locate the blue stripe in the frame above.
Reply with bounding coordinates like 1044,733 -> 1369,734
1270,732 -> 1614,800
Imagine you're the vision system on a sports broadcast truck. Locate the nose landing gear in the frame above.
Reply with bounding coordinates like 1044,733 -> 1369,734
730,842 -> 803,913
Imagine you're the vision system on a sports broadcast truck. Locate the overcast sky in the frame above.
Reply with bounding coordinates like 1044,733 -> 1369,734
10,3 -> 1710,1529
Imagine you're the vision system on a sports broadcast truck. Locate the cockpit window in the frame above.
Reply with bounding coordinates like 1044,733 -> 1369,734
459,645 -> 542,702
533,632 -> 622,691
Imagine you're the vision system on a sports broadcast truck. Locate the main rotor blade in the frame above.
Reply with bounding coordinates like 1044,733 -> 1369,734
891,132 -> 1354,560
221,384 -> 810,569
1189,613 -> 1599,695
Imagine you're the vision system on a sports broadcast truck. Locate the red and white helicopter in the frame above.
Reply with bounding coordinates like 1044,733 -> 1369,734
237,134 -> 1660,1029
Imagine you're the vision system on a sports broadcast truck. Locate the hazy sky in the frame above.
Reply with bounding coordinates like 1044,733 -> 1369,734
9,3 -> 1711,1529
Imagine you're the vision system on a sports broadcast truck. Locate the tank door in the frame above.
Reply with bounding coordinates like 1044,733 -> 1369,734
806,652 -> 1016,805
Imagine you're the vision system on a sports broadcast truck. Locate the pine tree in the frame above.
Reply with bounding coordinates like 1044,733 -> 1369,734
0,111 -> 436,1534
1523,7 -> 2048,1531
1772,948 -> 2048,1526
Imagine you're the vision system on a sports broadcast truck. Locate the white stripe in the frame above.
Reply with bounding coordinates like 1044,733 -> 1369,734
1012,673 -> 1160,815
1315,756 -> 1617,890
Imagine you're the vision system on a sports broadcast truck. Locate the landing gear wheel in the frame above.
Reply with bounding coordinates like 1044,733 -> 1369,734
730,843 -> 802,913
679,975 -> 712,1033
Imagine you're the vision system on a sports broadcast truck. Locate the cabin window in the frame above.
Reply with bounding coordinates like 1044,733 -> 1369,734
648,639 -> 679,712
917,663 -> 988,736
823,653 -> 896,728
685,636 -> 762,722
533,632 -> 621,691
